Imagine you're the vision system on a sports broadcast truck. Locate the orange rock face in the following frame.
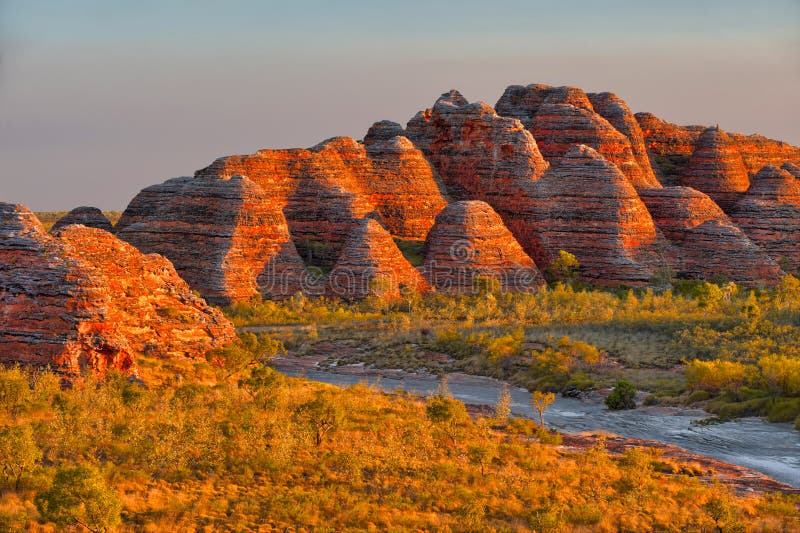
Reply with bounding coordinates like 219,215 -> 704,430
730,165 -> 800,271
524,145 -> 665,284
51,206 -> 113,233
362,121 -> 448,240
636,112 -> 800,188
0,203 -> 235,374
496,84 -> 660,189
639,187 -> 783,286
116,175 -> 306,304
327,219 -> 429,300
405,90 -> 548,208
421,201 -> 543,293
728,133 -> 800,175
197,135 -> 445,264
782,162 -> 800,179
680,127 -> 750,211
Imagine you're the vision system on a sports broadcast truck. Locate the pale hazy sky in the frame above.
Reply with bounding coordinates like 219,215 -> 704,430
2,0 -> 799,211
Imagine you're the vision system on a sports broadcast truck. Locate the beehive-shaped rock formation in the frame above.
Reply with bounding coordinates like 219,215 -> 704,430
51,206 -> 113,233
496,84 -> 660,189
525,145 -> 664,284
405,90 -> 548,208
639,187 -> 783,285
680,127 -> 750,210
327,219 -> 429,299
421,201 -> 544,293
730,165 -> 800,271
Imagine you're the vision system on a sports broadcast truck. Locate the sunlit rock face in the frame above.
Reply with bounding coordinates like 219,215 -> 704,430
361,121 -> 448,240
639,187 -> 783,286
0,203 -> 235,374
327,218 -> 429,300
194,134 -> 446,263
730,165 -> 800,271
495,84 -> 660,190
115,175 -> 306,305
51,206 -> 113,233
421,200 -> 544,293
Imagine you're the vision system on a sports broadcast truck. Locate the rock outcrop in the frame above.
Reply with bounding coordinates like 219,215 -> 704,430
634,112 -> 705,184
405,90 -> 548,208
327,218 -> 429,299
0,203 -> 235,374
639,187 -> 783,285
680,127 -> 750,211
587,92 -> 659,187
362,121 -> 448,239
51,206 -> 113,233
495,84 -> 660,189
728,133 -> 800,175
116,175 -> 306,305
636,112 -> 800,187
196,135 -> 445,263
780,161 -> 800,179
421,201 -> 543,292
730,165 -> 800,271
524,145 -> 665,284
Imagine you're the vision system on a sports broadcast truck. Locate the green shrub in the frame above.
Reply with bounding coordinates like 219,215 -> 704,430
686,390 -> 711,404
767,398 -> 800,423
605,380 -> 637,410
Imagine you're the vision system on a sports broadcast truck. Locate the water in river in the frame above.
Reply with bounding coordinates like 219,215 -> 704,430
274,365 -> 800,487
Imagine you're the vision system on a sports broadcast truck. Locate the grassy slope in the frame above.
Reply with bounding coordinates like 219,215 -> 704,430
0,363 -> 797,532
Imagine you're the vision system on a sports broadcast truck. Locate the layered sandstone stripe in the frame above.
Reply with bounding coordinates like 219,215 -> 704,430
0,203 -> 235,374
327,219 -> 429,300
730,165 -> 800,271
51,206 -> 113,233
421,201 -> 543,293
639,187 -> 783,286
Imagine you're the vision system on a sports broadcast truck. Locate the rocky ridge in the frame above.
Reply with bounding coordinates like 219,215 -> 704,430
0,203 -> 235,374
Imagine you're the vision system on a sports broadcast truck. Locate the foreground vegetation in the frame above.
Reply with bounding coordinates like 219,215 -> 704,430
226,276 -> 800,429
0,359 -> 798,532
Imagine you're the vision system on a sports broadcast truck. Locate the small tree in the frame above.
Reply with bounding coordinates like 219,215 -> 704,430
467,444 -> 495,477
295,393 -> 343,447
530,390 -> 555,427
605,380 -> 637,410
494,384 -> 512,423
545,250 -> 579,283
35,466 -> 122,533
425,395 -> 469,448
0,424 -> 41,490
